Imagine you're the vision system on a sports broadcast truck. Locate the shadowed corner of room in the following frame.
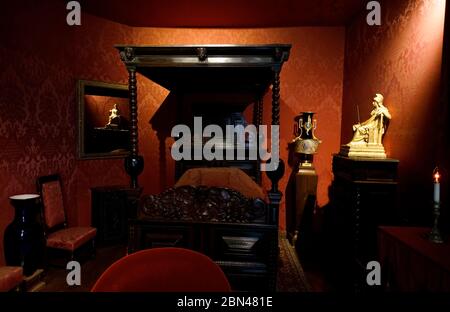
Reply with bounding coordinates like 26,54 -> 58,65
148,92 -> 179,191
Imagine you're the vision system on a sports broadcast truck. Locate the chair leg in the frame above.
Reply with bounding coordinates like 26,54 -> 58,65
91,239 -> 96,259
16,280 -> 25,292
43,247 -> 50,271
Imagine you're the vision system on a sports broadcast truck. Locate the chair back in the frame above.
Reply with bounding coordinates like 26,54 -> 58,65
91,247 -> 231,292
37,174 -> 67,232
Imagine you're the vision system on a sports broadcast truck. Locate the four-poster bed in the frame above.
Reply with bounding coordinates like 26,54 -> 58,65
116,44 -> 291,291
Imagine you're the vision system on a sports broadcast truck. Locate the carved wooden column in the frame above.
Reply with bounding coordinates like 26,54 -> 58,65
266,69 -> 284,225
118,47 -> 144,189
252,98 -> 264,127
272,70 -> 280,127
253,98 -> 264,183
125,67 -> 144,189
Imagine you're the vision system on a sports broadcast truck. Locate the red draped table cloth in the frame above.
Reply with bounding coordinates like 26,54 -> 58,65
378,226 -> 450,291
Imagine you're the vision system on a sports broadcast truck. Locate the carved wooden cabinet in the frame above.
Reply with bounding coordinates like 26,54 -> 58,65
325,154 -> 399,291
91,186 -> 141,245
128,219 -> 278,291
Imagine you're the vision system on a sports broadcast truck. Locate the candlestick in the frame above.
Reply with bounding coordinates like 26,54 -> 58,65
434,169 -> 440,203
429,167 -> 444,243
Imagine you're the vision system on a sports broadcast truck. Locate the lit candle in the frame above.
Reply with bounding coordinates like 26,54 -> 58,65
433,168 -> 440,204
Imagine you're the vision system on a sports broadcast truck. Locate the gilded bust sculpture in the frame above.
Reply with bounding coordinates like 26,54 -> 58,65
340,93 -> 391,158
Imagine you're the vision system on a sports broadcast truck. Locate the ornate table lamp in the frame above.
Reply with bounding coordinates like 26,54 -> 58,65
288,112 -> 321,246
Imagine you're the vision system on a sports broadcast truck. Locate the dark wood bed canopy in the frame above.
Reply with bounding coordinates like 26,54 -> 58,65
116,44 -> 291,291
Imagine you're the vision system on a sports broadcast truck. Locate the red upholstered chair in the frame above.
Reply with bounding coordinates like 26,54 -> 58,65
37,174 -> 96,261
91,248 -> 231,292
0,266 -> 23,292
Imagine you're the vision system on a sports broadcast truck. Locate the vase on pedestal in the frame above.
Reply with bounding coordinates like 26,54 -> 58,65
288,112 -> 321,248
3,194 -> 45,276
293,112 -> 321,163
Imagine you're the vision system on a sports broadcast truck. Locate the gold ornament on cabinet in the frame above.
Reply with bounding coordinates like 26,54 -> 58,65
340,93 -> 391,158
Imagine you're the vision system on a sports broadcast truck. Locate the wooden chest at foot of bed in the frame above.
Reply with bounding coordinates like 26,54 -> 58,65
128,219 -> 278,292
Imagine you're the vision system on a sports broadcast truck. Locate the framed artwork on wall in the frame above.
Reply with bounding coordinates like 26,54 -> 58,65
77,80 -> 130,159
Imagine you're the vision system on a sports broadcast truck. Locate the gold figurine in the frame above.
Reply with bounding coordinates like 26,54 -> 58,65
340,93 -> 391,158
106,104 -> 121,129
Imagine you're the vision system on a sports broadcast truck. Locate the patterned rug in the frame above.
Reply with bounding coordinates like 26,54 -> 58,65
277,235 -> 311,292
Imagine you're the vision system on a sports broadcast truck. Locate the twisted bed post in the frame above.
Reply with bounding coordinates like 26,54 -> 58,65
266,68 -> 284,226
119,47 -> 144,189
253,97 -> 264,183
265,67 -> 284,292
125,67 -> 144,189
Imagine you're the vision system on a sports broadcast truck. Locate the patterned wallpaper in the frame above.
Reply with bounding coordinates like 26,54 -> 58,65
0,2 -> 345,265
0,1 -> 131,265
342,0 -> 446,222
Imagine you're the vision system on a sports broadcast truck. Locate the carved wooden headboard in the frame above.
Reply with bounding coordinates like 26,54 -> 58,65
175,167 -> 266,199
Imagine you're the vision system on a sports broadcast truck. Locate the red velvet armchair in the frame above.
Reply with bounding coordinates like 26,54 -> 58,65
91,248 -> 231,292
37,174 -> 96,261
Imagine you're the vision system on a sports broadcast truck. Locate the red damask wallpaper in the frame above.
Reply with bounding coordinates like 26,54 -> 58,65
0,1 -> 131,265
0,2 -> 345,265
342,0 -> 447,222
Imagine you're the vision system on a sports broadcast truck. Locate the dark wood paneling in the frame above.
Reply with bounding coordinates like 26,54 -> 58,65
91,186 -> 142,245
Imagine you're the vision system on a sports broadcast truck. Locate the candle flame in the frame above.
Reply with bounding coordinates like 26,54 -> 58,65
433,167 -> 440,183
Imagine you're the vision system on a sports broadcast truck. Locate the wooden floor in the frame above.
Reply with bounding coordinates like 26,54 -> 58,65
40,244 -> 127,292
303,262 -> 332,292
39,243 -> 328,292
